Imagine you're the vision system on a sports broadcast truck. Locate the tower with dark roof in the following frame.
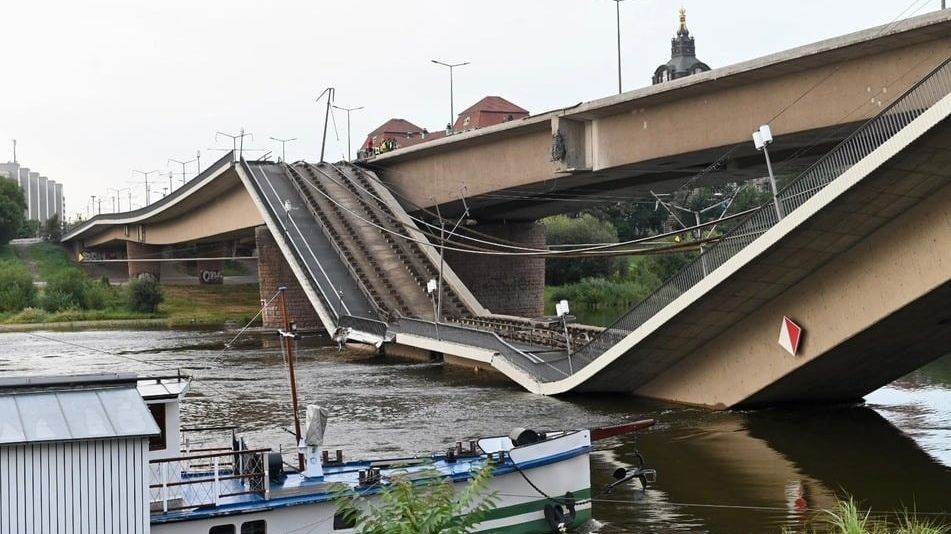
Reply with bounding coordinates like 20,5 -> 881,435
652,8 -> 710,85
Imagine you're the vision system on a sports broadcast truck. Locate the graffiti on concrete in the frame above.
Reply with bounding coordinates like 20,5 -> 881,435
200,270 -> 224,284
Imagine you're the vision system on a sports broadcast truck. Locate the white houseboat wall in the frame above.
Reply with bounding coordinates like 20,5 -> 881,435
0,374 -> 161,534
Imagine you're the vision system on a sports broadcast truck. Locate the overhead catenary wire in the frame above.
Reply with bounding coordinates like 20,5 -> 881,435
292,161 -> 754,257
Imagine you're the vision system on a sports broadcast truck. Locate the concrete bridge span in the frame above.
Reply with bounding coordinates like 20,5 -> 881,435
60,18 -> 951,409
367,11 -> 951,222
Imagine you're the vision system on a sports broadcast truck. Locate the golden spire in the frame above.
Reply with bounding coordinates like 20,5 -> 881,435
678,6 -> 688,35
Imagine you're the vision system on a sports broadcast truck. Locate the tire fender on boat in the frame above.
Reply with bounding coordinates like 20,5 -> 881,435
543,491 -> 577,533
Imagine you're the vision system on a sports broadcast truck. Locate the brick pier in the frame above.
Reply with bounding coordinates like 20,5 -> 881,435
445,222 -> 545,317
255,226 -> 321,330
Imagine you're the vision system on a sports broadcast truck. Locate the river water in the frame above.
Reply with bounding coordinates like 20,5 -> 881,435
2,329 -> 948,532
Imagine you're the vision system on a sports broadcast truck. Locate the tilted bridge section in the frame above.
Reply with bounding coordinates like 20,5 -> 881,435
236,58 -> 951,407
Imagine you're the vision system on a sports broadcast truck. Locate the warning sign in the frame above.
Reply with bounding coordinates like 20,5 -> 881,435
778,316 -> 803,356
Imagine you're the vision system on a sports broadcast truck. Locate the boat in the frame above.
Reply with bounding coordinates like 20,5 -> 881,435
146,365 -> 658,534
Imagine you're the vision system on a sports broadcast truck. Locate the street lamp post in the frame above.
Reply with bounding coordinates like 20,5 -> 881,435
216,129 -> 253,161
753,124 -> 783,221
613,0 -> 624,94
431,60 -> 470,132
331,105 -> 364,160
131,169 -> 160,206
168,157 -> 198,185
269,137 -> 298,163
107,187 -> 129,212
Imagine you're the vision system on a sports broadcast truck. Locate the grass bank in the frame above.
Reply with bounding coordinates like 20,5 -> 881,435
0,242 -> 264,329
0,284 -> 263,329
790,497 -> 949,534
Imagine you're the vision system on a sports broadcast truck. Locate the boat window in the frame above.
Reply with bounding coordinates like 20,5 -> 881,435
209,525 -> 235,534
148,403 -> 166,451
240,520 -> 266,534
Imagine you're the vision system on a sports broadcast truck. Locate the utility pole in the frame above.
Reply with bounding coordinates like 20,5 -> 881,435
131,169 -> 160,206
431,60 -> 470,131
168,156 -> 197,185
316,88 -> 335,163
11,139 -> 16,163
430,191 -> 470,324
331,105 -> 364,161
613,0 -> 624,94
269,136 -> 298,163
107,187 -> 128,212
216,129 -> 253,161
196,150 -> 202,175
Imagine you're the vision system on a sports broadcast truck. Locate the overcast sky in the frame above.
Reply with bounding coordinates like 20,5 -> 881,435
1,0 -> 943,218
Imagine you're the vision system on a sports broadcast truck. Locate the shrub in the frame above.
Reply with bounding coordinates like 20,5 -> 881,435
43,269 -> 89,311
85,277 -> 121,310
0,261 -> 36,312
334,461 -> 498,534
127,276 -> 164,313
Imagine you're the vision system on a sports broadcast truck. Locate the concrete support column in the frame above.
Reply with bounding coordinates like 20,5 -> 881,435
126,241 -> 161,281
444,222 -> 546,317
197,242 -> 226,285
255,226 -> 321,330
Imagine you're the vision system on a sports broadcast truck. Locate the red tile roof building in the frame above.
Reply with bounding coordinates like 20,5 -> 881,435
360,96 -> 528,157
451,96 -> 529,132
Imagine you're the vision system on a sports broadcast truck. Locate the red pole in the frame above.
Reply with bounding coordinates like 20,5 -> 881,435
279,287 -> 305,471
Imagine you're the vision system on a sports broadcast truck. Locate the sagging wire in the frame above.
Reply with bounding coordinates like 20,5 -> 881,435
295,162 -> 752,257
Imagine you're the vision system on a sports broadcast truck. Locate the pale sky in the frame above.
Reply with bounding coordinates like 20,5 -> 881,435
1,0 -> 943,219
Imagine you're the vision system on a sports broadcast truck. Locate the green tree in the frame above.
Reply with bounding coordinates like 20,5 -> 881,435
43,213 -> 63,242
334,462 -> 498,534
0,181 -> 27,246
543,214 -> 626,286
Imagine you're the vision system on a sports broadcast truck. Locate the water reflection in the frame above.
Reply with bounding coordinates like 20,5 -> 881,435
1,330 -> 948,532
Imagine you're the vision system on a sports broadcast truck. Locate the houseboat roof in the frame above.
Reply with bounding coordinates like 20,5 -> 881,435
0,373 -> 160,446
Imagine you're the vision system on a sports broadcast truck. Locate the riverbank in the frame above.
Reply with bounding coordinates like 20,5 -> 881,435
0,284 -> 264,331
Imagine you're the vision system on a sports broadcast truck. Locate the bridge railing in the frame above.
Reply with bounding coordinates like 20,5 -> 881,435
565,57 -> 951,372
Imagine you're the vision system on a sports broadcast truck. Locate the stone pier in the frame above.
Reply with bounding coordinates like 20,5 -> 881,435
255,226 -> 321,330
126,241 -> 162,281
444,222 -> 546,317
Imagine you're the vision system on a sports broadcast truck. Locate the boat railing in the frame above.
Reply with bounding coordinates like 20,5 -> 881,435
180,425 -> 238,455
149,448 -> 271,514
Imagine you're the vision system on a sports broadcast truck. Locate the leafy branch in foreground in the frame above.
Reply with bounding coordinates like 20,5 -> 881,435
333,460 -> 499,534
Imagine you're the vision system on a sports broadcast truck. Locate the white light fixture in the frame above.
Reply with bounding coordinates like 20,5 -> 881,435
556,299 -> 570,318
427,279 -> 438,294
752,124 -> 783,220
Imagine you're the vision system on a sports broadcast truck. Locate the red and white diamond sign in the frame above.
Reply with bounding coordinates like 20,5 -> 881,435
778,316 -> 803,356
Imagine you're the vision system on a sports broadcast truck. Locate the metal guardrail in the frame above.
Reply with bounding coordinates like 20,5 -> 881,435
560,58 -> 951,374
149,448 -> 269,513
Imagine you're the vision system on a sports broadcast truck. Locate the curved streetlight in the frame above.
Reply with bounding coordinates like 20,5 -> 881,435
331,105 -> 364,160
269,136 -> 297,163
431,60 -> 470,132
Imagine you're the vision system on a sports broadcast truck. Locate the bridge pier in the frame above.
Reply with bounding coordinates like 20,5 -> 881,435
255,226 -> 321,330
126,242 -> 161,281
197,242 -> 227,285
444,222 -> 545,317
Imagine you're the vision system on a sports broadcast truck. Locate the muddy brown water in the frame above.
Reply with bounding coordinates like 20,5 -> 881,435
2,329 -> 948,532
